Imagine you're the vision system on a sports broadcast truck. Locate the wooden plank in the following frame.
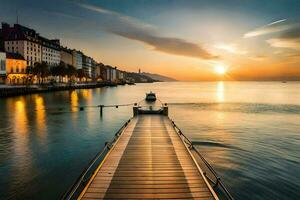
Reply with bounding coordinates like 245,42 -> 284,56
79,115 -> 217,200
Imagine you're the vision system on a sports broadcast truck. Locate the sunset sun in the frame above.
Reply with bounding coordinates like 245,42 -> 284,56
215,65 -> 227,75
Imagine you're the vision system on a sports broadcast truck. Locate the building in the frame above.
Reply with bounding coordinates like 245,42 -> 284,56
5,52 -> 27,84
112,67 -> 117,81
117,70 -> 126,80
100,64 -> 108,81
94,63 -> 104,81
91,58 -> 97,80
60,47 -> 73,66
0,31 -> 4,51
82,55 -> 92,78
105,65 -> 115,82
40,37 -> 60,66
0,52 -> 6,83
72,50 -> 83,69
1,23 -> 42,67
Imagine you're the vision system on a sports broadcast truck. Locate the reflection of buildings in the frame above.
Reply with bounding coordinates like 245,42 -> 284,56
5,52 -> 27,85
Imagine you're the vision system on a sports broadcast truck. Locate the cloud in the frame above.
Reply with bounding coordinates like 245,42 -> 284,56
250,55 -> 267,61
267,25 -> 300,49
214,43 -> 247,54
243,19 -> 293,38
77,3 -> 218,60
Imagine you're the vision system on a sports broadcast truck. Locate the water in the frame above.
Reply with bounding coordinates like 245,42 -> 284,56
0,82 -> 299,200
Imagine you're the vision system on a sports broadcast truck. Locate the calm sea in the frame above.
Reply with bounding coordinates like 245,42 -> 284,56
0,82 -> 299,199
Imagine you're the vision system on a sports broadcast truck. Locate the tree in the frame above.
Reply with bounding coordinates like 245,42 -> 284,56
66,64 -> 77,82
50,62 -> 67,83
77,69 -> 85,82
32,62 -> 50,84
25,65 -> 33,85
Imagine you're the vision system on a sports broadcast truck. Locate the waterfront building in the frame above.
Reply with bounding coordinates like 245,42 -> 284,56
5,52 -> 27,84
94,63 -> 104,81
100,64 -> 108,81
117,70 -> 126,80
0,52 -> 6,83
40,37 -> 60,66
91,58 -> 97,80
1,23 -> 42,67
72,50 -> 83,69
0,31 -> 4,51
60,47 -> 73,66
104,65 -> 116,82
112,67 -> 117,81
82,54 -> 92,78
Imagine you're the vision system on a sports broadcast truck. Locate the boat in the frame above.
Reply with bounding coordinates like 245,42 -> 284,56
145,91 -> 156,101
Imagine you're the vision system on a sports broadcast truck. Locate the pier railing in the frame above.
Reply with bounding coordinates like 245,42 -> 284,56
171,119 -> 235,200
61,119 -> 131,200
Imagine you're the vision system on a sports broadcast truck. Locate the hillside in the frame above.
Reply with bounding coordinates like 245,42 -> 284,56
141,72 -> 177,82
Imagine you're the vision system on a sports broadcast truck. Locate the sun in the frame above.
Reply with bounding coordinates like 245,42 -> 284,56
215,65 -> 226,75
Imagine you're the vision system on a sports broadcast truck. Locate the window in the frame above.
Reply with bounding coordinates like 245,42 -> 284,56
0,60 -> 5,70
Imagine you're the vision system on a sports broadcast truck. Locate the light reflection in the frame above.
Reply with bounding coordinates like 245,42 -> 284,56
81,90 -> 94,127
216,81 -> 225,102
70,90 -> 79,112
11,98 -> 33,181
35,95 -> 47,142
14,99 -> 28,135
81,89 -> 92,101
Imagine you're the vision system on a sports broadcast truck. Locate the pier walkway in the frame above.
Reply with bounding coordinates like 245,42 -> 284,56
78,115 -> 218,200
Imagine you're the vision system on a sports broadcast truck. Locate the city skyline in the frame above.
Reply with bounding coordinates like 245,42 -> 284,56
1,0 -> 300,81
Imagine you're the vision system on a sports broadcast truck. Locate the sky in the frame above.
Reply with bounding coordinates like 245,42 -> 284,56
0,0 -> 300,81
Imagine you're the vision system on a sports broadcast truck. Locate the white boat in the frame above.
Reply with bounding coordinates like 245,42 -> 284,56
145,91 -> 156,101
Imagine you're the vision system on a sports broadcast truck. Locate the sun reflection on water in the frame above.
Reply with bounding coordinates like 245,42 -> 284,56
216,81 -> 225,102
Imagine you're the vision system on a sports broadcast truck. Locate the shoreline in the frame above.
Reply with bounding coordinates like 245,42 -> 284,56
0,82 -> 137,98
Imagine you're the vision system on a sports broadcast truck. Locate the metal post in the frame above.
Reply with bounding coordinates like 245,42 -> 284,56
163,104 -> 168,116
133,103 -> 138,116
100,105 -> 104,116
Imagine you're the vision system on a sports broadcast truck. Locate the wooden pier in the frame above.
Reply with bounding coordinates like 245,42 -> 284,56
78,115 -> 219,200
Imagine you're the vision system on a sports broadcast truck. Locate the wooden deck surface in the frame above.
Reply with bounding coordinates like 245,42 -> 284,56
79,115 -> 218,200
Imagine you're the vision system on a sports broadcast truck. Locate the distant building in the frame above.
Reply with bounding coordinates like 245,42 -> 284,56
91,58 -> 97,80
104,65 -> 118,82
112,67 -> 117,81
40,37 -> 60,66
117,70 -> 126,80
0,52 -> 6,83
72,50 -> 83,69
60,47 -> 73,66
82,55 -> 92,78
5,52 -> 27,84
0,31 -> 4,51
94,63 -> 104,81
100,65 -> 108,81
